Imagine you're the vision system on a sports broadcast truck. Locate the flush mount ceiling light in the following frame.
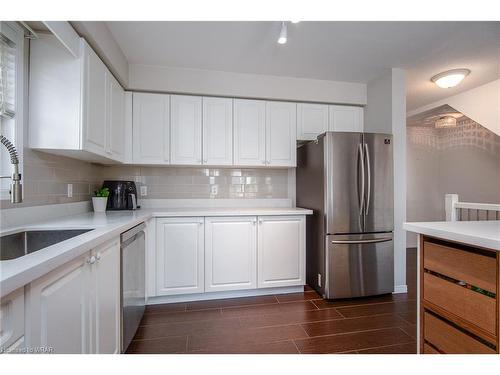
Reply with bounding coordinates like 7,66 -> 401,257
435,116 -> 457,128
277,22 -> 287,44
431,69 -> 471,88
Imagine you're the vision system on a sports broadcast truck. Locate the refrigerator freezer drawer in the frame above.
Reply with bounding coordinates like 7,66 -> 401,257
325,234 -> 394,299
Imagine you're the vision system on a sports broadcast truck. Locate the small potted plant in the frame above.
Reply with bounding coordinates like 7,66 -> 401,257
92,187 -> 110,213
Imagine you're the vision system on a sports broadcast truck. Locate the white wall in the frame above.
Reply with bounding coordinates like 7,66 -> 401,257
364,68 -> 407,293
129,64 -> 367,105
407,79 -> 500,137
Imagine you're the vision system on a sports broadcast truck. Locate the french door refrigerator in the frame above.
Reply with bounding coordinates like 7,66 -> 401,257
297,132 -> 394,299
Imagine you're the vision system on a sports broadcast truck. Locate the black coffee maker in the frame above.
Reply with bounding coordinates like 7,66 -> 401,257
102,180 -> 139,210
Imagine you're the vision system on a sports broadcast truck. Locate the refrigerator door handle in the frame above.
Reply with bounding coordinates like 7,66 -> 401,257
357,143 -> 365,216
364,143 -> 371,215
331,237 -> 392,244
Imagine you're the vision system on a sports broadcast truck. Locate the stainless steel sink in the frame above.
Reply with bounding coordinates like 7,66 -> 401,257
0,229 -> 94,261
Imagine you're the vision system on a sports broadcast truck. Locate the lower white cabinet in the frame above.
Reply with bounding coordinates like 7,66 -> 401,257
90,240 -> 121,354
0,288 -> 25,353
257,216 -> 305,288
29,238 -> 120,354
152,215 -> 306,297
205,216 -> 257,292
156,217 -> 205,296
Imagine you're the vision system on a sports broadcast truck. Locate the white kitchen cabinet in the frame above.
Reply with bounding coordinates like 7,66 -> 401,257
0,288 -> 25,353
83,44 -> 107,156
170,95 -> 203,165
297,103 -> 329,140
257,216 -> 305,288
266,101 -> 297,167
329,105 -> 364,132
202,97 -> 233,165
205,216 -> 257,292
29,252 -> 90,354
234,99 -> 266,166
90,239 -> 121,354
156,217 -> 205,296
106,74 -> 125,161
132,93 -> 170,164
29,238 -> 121,354
29,35 -> 125,164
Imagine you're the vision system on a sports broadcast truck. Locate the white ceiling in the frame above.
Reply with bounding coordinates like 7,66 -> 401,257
106,21 -> 500,110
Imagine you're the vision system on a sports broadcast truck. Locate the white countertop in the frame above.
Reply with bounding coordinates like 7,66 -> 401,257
0,207 -> 312,296
403,220 -> 500,251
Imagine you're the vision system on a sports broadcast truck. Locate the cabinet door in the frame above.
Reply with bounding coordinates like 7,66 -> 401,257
156,217 -> 204,296
257,216 -> 305,288
202,97 -> 233,165
0,288 -> 24,352
234,99 -> 266,166
170,95 -> 202,165
132,93 -> 170,164
106,74 -> 125,162
266,101 -> 297,167
297,103 -> 329,140
84,45 -> 107,155
329,105 -> 364,132
29,254 -> 90,353
205,216 -> 257,292
92,239 -> 120,354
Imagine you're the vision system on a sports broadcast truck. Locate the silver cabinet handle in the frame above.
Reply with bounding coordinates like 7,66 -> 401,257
87,255 -> 96,264
331,237 -> 392,245
96,253 -> 101,261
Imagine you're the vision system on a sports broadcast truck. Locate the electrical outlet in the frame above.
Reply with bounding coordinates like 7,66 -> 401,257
67,184 -> 73,198
211,185 -> 218,195
140,185 -> 147,197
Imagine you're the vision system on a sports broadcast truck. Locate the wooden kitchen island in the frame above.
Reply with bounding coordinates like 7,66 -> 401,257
404,221 -> 500,354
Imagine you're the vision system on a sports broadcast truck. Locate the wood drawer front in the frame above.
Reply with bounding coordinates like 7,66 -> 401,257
423,241 -> 497,292
423,343 -> 440,354
424,312 -> 495,354
423,272 -> 496,335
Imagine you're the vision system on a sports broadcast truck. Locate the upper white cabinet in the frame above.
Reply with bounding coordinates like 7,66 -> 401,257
329,105 -> 364,132
156,217 -> 205,296
266,101 -> 297,167
257,216 -> 305,288
29,239 -> 121,354
202,97 -> 233,165
233,99 -> 266,166
170,95 -> 203,165
133,93 -> 170,164
107,74 -> 125,161
205,216 -> 257,292
84,45 -> 107,155
297,103 -> 329,140
234,99 -> 297,167
29,35 -> 125,163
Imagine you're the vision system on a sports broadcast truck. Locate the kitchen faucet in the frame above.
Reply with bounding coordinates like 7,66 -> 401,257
0,134 -> 22,203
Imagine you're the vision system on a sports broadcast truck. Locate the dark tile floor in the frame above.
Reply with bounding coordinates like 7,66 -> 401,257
127,248 -> 417,354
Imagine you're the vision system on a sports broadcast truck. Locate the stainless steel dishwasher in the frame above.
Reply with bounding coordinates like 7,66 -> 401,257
121,223 -> 146,353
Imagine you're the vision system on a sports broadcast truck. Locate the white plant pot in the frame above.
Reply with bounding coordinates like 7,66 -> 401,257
92,197 -> 108,213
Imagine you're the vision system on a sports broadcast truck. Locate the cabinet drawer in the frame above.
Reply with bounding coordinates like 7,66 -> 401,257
423,272 -> 496,335
424,312 -> 495,354
422,343 -> 440,354
423,240 -> 497,292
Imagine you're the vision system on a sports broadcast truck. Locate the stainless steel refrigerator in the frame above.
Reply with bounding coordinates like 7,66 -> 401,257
297,132 -> 394,299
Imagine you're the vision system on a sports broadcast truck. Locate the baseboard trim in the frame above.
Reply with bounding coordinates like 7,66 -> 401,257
393,284 -> 408,294
147,285 -> 304,305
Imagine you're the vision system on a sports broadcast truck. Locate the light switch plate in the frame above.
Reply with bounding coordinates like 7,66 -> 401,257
67,184 -> 73,198
140,185 -> 147,197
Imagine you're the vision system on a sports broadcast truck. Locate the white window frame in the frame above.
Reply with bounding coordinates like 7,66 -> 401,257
0,21 -> 24,201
